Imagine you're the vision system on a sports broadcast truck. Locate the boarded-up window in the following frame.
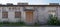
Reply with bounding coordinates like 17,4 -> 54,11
48,10 -> 56,14
15,12 -> 21,18
48,10 -> 56,16
2,12 -> 8,18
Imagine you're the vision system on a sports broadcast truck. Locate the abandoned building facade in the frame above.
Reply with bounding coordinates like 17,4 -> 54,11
0,3 -> 59,24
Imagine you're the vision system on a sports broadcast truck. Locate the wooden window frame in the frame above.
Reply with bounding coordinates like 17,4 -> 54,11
15,12 -> 21,18
2,12 -> 8,18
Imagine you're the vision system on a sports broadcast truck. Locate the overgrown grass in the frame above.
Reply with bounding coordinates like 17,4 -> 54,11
0,22 -> 26,26
34,23 -> 40,26
0,22 -> 41,26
